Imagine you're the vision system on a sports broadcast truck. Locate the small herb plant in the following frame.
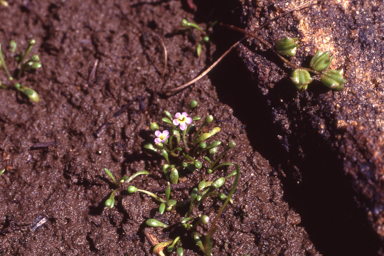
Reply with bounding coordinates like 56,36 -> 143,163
180,19 -> 216,58
103,168 -> 149,209
0,39 -> 42,102
128,100 -> 239,255
275,37 -> 346,91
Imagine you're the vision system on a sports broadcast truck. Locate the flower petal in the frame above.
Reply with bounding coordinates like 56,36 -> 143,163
155,138 -> 161,144
175,112 -> 181,118
182,112 -> 188,117
173,119 -> 179,126
163,130 -> 169,136
155,130 -> 162,137
186,117 -> 192,124
180,122 -> 187,130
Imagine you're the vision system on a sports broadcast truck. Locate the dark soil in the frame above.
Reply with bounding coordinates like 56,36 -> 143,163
0,0 -> 380,255
0,0 -> 318,255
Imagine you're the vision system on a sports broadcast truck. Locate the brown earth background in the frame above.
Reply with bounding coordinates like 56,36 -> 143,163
0,0 -> 383,255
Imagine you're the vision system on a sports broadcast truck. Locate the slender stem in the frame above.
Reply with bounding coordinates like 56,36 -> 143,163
208,165 -> 240,234
182,129 -> 189,152
221,24 -> 320,75
0,44 -> 13,80
137,189 -> 166,203
193,123 -> 206,144
169,133 -> 174,151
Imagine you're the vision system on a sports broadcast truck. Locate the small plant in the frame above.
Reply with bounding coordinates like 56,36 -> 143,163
275,39 -> 346,91
0,169 -> 5,177
180,19 -> 216,58
103,168 -> 149,209
0,39 -> 42,102
168,2 -> 347,94
135,100 -> 239,255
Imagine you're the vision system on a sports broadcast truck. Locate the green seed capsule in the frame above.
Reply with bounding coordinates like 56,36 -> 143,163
127,186 -> 138,193
170,168 -> 179,184
30,54 -> 40,62
310,50 -> 333,72
290,69 -> 313,91
198,180 -> 206,191
167,199 -> 177,207
199,142 -> 207,149
212,177 -> 225,189
209,147 -> 217,155
207,169 -> 213,174
194,161 -> 202,169
177,247 -> 184,256
14,83 -> 39,103
159,203 -> 166,214
9,40 -> 17,53
181,19 -> 189,27
144,143 -> 157,153
165,183 -> 171,201
146,218 -> 169,228
190,100 -> 198,109
219,193 -> 227,201
105,197 -> 115,209
275,37 -> 299,57
227,141 -> 236,149
150,122 -> 159,131
203,36 -> 210,43
200,215 -> 209,224
161,149 -> 169,163
320,69 -> 346,90
29,39 -> 36,46
196,133 -> 211,143
205,115 -> 213,124
196,43 -> 202,58
209,127 -> 221,136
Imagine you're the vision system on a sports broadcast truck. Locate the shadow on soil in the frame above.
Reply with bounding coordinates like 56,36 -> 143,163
208,30 -> 381,256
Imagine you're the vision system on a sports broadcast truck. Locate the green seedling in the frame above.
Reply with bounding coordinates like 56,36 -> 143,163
169,3 -> 347,94
127,186 -> 166,203
180,19 -> 215,58
0,39 -> 42,102
103,168 -> 149,209
14,83 -> 39,103
0,169 -> 5,176
133,101 -> 240,255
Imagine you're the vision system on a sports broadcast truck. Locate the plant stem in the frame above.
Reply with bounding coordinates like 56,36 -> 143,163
221,24 -> 320,75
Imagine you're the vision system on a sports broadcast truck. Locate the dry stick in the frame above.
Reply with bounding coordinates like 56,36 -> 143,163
88,59 -> 99,84
165,39 -> 243,94
154,35 -> 168,78
222,24 -> 319,75
165,0 -> 320,94
144,230 -> 166,256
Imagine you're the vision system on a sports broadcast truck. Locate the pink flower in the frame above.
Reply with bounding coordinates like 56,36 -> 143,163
173,112 -> 192,130
154,130 -> 169,144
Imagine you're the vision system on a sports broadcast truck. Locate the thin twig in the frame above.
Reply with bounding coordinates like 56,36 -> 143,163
222,24 -> 319,75
144,230 -> 166,256
154,35 -> 168,78
165,39 -> 243,94
165,0 -> 320,94
88,59 -> 99,84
